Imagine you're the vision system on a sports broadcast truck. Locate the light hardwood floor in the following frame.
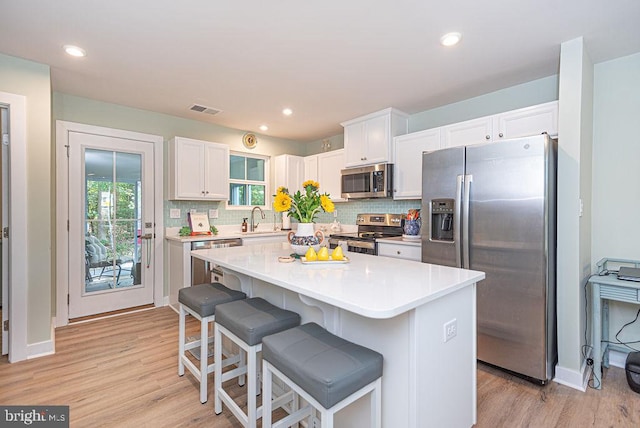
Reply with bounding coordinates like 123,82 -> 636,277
0,307 -> 638,427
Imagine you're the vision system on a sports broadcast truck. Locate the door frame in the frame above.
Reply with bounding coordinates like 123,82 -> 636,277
56,121 -> 164,326
0,91 -> 28,362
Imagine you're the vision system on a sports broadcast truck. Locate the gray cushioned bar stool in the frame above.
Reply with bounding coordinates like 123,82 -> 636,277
214,297 -> 301,428
178,282 -> 246,403
261,322 -> 383,428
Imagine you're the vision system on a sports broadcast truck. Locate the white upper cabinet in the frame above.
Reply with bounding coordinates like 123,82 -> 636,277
392,101 -> 559,199
493,101 -> 558,140
274,154 -> 304,195
304,150 -> 346,202
304,155 -> 319,182
342,108 -> 408,168
441,101 -> 558,148
393,128 -> 441,199
317,149 -> 346,202
441,116 -> 493,148
168,136 -> 229,200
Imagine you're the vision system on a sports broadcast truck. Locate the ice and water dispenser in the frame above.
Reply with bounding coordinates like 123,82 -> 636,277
430,199 -> 454,242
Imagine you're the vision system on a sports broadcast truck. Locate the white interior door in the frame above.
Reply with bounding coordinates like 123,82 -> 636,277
68,132 -> 155,319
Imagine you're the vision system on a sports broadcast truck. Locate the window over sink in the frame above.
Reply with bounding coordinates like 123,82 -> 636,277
228,152 -> 269,209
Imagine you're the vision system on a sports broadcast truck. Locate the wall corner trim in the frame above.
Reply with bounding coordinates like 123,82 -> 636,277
553,361 -> 589,392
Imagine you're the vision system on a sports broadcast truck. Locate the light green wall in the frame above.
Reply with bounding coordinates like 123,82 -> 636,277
53,93 -> 311,228
409,75 -> 559,132
0,53 -> 52,344
53,93 -> 307,157
304,134 -> 344,156
592,52 -> 640,344
304,77 -> 558,157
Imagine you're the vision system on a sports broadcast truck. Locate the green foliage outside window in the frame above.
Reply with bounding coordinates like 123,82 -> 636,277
86,181 -> 139,260
229,153 -> 267,207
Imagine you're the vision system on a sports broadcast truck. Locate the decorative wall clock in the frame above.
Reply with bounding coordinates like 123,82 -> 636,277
243,133 -> 257,149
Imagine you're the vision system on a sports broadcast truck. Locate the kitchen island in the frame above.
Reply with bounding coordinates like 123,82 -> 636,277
192,242 -> 485,427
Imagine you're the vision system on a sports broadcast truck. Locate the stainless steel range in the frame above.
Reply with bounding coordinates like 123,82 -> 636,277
328,213 -> 404,255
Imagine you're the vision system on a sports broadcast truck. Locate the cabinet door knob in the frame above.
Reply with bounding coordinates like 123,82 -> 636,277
499,132 -> 504,138
397,250 -> 401,254
205,191 -> 209,194
485,135 -> 490,140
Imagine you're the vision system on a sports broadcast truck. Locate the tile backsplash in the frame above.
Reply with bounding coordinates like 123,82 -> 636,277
165,199 -> 421,229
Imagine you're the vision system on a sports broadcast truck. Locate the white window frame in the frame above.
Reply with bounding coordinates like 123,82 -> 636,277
226,151 -> 270,210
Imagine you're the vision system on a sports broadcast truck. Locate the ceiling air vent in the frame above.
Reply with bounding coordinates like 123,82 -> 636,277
189,104 -> 222,116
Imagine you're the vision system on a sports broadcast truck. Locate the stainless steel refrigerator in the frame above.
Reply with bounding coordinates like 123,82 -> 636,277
421,134 -> 557,383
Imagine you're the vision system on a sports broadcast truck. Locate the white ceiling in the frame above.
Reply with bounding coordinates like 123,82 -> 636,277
1,1 -> 639,142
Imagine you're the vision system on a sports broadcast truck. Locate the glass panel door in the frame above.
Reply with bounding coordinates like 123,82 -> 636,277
84,150 -> 142,292
68,132 -> 154,319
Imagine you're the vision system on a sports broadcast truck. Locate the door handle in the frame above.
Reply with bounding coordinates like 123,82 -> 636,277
137,233 -> 154,268
454,175 -> 463,268
462,174 -> 473,269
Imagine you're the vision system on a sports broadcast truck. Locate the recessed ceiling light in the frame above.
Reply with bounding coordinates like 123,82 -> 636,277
259,125 -> 269,132
63,45 -> 86,57
440,32 -> 462,47
282,108 -> 293,116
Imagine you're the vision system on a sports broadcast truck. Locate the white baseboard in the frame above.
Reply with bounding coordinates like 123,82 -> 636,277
163,296 -> 169,306
27,339 -> 54,359
553,360 -> 588,391
609,349 -> 629,368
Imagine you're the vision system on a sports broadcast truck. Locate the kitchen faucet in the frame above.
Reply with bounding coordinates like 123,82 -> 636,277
250,206 -> 265,232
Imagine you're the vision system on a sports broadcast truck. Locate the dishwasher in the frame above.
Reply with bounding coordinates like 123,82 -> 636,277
191,238 -> 242,285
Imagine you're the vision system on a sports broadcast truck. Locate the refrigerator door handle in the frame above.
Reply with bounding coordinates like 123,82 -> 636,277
455,174 -> 463,268
462,174 -> 473,269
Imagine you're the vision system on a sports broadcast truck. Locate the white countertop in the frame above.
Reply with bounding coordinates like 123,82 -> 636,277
377,236 -> 421,247
165,230 -> 290,243
192,242 -> 484,319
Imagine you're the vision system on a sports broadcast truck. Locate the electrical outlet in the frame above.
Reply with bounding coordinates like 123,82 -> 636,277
169,208 -> 181,219
443,318 -> 457,342
209,209 -> 219,219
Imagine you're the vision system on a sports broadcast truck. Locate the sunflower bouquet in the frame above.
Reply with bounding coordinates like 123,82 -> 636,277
273,180 -> 335,223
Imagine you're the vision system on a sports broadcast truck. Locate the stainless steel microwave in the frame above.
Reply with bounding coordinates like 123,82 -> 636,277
341,163 -> 393,199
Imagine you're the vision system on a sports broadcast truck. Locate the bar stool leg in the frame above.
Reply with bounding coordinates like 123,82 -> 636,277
214,323 -> 223,415
238,347 -> 246,387
262,362 -> 273,428
178,305 -> 186,376
372,378 -> 381,428
199,316 -> 208,404
247,346 -> 258,428
320,407 -> 333,428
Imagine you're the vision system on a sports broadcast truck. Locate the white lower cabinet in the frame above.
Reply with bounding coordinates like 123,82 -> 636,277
167,239 -> 192,310
378,241 -> 421,261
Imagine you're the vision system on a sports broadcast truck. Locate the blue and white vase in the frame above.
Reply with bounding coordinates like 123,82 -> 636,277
287,223 -> 325,255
